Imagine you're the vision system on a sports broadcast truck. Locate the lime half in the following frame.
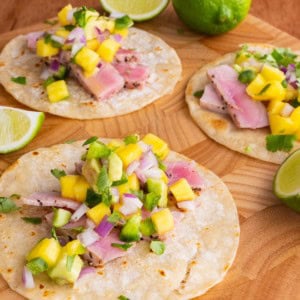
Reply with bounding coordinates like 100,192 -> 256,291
0,107 -> 45,154
273,149 -> 300,212
100,0 -> 170,21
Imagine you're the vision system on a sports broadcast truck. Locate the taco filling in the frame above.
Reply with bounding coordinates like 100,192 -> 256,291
196,45 -> 300,153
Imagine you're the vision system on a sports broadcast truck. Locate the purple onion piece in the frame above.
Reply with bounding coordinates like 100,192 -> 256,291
78,267 -> 95,280
94,215 -> 114,238
113,34 -> 122,43
49,59 -> 60,72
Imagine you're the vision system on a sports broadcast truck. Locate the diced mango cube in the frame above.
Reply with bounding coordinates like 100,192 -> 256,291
268,100 -> 285,114
26,238 -> 61,268
269,114 -> 298,135
86,203 -> 111,225
86,38 -> 101,51
117,174 -> 140,195
60,175 -> 89,202
46,80 -> 69,103
290,107 -> 300,128
151,208 -> 174,235
107,140 -> 124,150
286,86 -> 298,101
58,4 -> 73,26
261,64 -> 285,82
55,29 -> 70,38
262,81 -> 286,101
169,178 -> 195,202
36,38 -> 59,57
97,39 -> 120,63
73,176 -> 90,202
113,28 -> 128,38
142,134 -> 169,159
246,74 -> 266,100
116,144 -> 143,168
63,240 -> 85,255
74,47 -> 100,73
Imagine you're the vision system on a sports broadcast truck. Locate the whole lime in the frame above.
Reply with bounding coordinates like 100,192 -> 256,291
172,0 -> 252,35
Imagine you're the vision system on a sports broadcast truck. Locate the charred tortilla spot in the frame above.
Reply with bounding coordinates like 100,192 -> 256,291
7,268 -> 12,273
211,119 -> 227,131
122,260 -> 127,266
159,270 -> 166,276
0,61 -> 5,67
97,271 -> 104,275
186,85 -> 193,95
32,151 -> 39,156
39,284 -> 44,289
31,231 -> 36,236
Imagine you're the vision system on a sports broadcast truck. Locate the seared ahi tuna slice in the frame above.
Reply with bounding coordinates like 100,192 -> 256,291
114,63 -> 149,89
208,65 -> 269,129
71,63 -> 124,100
114,48 -> 141,64
200,83 -> 228,114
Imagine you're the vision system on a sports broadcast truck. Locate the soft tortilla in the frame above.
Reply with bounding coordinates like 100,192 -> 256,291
186,44 -> 300,164
0,28 -> 181,119
0,139 -> 239,299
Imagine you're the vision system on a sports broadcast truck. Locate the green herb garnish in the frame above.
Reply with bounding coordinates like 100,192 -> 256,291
96,167 -> 110,193
26,257 -> 48,275
150,240 -> 165,255
64,24 -> 76,31
193,90 -> 204,98
115,15 -> 134,30
73,6 -> 88,27
51,168 -> 66,179
271,48 -> 297,67
238,69 -> 256,84
290,98 -> 300,108
112,173 -> 128,186
22,217 -> 42,224
85,189 -> 102,208
107,211 -> 123,224
82,136 -> 98,146
0,197 -> 18,213
66,255 -> 75,272
258,83 -> 271,95
118,296 -> 130,300
101,187 -> 112,207
281,79 -> 288,88
111,242 -> 133,251
11,76 -> 26,85
266,134 -> 296,152
44,19 -> 58,26
43,76 -> 55,87
124,134 -> 139,145
155,154 -> 167,171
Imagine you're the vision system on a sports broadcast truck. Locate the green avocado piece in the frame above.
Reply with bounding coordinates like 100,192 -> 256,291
52,208 -> 72,228
146,178 -> 168,208
82,158 -> 101,189
108,152 -> 123,182
47,253 -> 83,285
120,215 -> 141,242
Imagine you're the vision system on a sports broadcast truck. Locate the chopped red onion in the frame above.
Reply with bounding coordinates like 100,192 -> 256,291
62,216 -> 87,229
40,68 -> 51,80
22,266 -> 35,289
177,201 -> 195,211
86,218 -> 96,229
68,27 -> 86,45
139,150 -> 158,170
27,31 -> 44,50
113,34 -> 123,43
97,62 -> 103,68
67,8 -> 76,22
143,167 -> 162,180
135,168 -> 147,184
137,141 -> 151,152
51,34 -> 65,45
71,203 -> 88,221
49,59 -> 60,72
126,160 -> 140,176
78,267 -> 95,280
95,28 -> 110,42
111,187 -> 120,203
75,162 -> 83,175
94,215 -> 114,238
71,43 -> 84,57
120,194 -> 143,215
78,228 -> 100,247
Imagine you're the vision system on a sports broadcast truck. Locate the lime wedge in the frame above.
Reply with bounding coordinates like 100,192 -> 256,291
100,0 -> 169,21
273,149 -> 300,212
0,107 -> 45,154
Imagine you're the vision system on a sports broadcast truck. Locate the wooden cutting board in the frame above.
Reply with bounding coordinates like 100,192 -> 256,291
0,6 -> 300,300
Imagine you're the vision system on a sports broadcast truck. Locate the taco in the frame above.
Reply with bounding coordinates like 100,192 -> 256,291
186,44 -> 300,164
0,133 -> 239,299
0,5 -> 181,119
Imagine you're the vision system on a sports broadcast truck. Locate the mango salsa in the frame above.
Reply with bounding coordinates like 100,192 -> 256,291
46,80 -> 69,103
36,39 -> 60,57
142,134 -> 169,160
116,144 -> 143,168
169,178 -> 195,202
86,203 -> 111,225
74,47 -> 100,74
58,4 -> 73,26
97,39 -> 120,63
60,175 -> 90,202
151,208 -> 174,235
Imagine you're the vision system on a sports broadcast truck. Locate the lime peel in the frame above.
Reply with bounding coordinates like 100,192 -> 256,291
100,0 -> 170,22
0,107 -> 45,154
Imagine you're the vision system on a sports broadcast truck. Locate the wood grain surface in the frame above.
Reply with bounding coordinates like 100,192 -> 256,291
0,3 -> 300,300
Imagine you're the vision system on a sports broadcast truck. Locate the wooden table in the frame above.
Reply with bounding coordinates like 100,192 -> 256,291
0,2 -> 300,300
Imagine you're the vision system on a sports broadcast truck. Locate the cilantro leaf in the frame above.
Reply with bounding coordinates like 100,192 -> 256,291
22,217 -> 42,224
271,48 -> 297,67
11,76 -> 26,85
258,83 -> 271,95
124,134 -> 139,145
85,189 -> 102,208
193,90 -> 204,98
111,242 -> 133,251
73,6 -> 87,27
101,187 -> 112,207
51,227 -> 58,240
107,211 -> 123,224
26,257 -> 48,275
118,296 -> 130,300
266,134 -> 296,152
82,136 -> 98,146
96,167 -> 110,193
50,168 -> 66,179
0,197 -> 18,213
150,240 -> 165,255
115,15 -> 134,30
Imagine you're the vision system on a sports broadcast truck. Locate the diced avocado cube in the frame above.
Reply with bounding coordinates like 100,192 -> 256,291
120,214 -> 141,242
47,253 -> 83,285
63,240 -> 85,256
108,152 -> 123,182
74,46 -> 100,73
86,202 -> 111,225
147,178 -> 168,207
169,178 -> 195,202
140,218 -> 155,236
82,158 -> 102,189
36,38 -> 60,57
86,141 -> 111,160
97,39 -> 120,63
53,208 -> 72,228
58,4 -> 73,26
116,144 -> 143,168
144,192 -> 160,211
151,208 -> 174,235
142,134 -> 169,159
26,238 -> 61,268
46,80 -> 69,103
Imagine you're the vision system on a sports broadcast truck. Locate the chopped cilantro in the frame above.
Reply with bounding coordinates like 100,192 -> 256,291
150,240 -> 165,255
50,168 -> 66,179
115,15 -> 134,30
130,189 -> 144,201
290,99 -> 300,108
107,211 -> 123,224
64,24 -> 76,31
66,255 -> 75,272
271,48 -> 297,67
44,19 -> 58,26
22,217 -> 42,224
193,90 -> 204,98
11,76 -> 26,85
266,134 -> 296,152
258,83 -> 271,95
111,242 -> 133,251
0,197 -> 18,213
73,6 -> 87,27
82,136 -> 98,146
43,76 -> 55,87
26,257 -> 48,275
281,79 -> 288,88
101,187 -> 112,207
118,296 -> 130,300
51,227 -> 58,240
155,154 -> 167,171
96,167 -> 110,193
124,134 -> 139,145
85,189 -> 102,208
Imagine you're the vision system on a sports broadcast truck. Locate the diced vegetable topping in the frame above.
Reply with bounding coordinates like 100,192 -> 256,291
142,134 -> 170,159
86,202 -> 111,225
151,208 -> 174,235
169,178 -> 195,202
46,80 -> 69,103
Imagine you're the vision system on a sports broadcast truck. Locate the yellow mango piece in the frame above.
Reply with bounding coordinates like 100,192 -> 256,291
46,80 -> 69,103
86,203 -> 111,225
27,238 -> 61,268
117,174 -> 140,196
60,175 -> 89,202
268,100 -> 285,114
246,74 -> 266,99
36,39 -> 59,57
73,176 -> 90,202
58,4 -> 73,26
290,107 -> 300,128
169,178 -> 195,202
263,81 -> 286,101
294,128 -> 300,141
55,29 -> 70,38
260,64 -> 285,82
74,47 -> 100,73
151,208 -> 174,235
86,38 -> 101,51
113,28 -> 128,38
97,39 -> 120,63
63,240 -> 85,255
107,140 -> 124,150
116,144 -> 143,168
235,51 -> 251,65
286,86 -> 298,101
269,114 -> 297,135
142,134 -> 170,160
